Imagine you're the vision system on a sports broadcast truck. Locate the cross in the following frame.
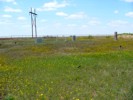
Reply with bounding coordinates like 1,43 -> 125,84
29,8 -> 38,38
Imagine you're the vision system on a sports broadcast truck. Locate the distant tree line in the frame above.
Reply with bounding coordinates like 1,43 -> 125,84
120,33 -> 133,35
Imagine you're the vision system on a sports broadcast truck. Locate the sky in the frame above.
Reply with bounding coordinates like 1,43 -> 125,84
0,0 -> 133,37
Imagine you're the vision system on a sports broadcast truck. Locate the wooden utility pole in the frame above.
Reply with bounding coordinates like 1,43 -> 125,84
29,8 -> 38,38
34,9 -> 37,38
29,8 -> 34,38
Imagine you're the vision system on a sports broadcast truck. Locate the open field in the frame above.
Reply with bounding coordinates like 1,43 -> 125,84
0,36 -> 133,100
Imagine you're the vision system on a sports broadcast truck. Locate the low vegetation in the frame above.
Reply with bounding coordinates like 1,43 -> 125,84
0,36 -> 133,100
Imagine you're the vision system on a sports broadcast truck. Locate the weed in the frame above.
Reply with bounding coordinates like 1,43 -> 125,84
0,37 -> 133,99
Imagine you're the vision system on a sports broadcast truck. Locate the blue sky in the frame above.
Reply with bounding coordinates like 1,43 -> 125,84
0,0 -> 133,37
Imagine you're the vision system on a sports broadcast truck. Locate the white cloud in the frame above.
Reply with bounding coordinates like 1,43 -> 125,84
55,11 -> 87,20
124,0 -> 133,2
2,14 -> 12,18
53,22 -> 62,28
114,10 -> 119,14
56,12 -> 87,20
81,25 -> 88,28
4,7 -> 22,12
0,20 -> 13,25
88,20 -> 101,26
107,20 -> 128,27
18,17 -> 26,20
67,24 -> 77,27
56,12 -> 68,17
37,0 -> 68,11
125,12 -> 133,17
66,12 -> 86,19
0,0 -> 17,5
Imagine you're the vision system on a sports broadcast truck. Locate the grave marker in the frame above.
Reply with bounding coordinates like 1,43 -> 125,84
72,35 -> 76,41
114,32 -> 118,40
35,38 -> 43,43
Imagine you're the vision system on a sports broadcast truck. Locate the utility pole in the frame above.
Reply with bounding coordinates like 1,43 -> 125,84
34,9 -> 37,38
29,8 -> 38,38
29,8 -> 34,38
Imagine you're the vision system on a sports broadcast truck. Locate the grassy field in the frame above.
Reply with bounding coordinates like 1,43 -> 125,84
0,36 -> 133,100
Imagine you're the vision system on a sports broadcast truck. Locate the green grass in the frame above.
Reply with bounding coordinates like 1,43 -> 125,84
0,36 -> 133,100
